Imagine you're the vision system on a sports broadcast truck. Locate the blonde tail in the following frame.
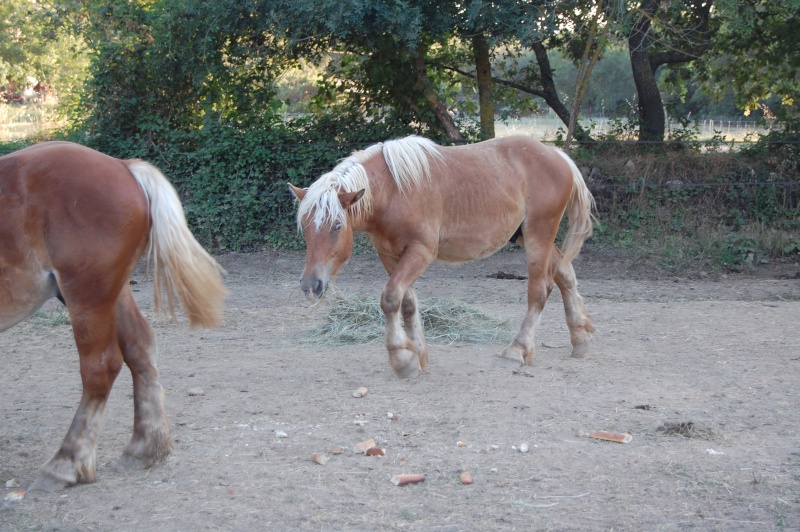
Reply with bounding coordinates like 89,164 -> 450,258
555,150 -> 596,265
126,160 -> 227,327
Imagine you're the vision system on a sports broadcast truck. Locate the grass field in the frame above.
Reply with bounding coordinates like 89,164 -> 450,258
495,114 -> 769,142
1,101 -> 768,145
0,102 -> 60,142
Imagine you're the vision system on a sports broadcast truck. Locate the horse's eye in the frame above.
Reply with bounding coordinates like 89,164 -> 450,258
332,222 -> 342,232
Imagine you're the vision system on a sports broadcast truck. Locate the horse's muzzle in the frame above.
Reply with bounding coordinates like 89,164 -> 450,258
300,276 -> 326,301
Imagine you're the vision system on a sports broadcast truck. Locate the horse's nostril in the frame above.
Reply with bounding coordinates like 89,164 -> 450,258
313,279 -> 325,297
301,277 -> 325,299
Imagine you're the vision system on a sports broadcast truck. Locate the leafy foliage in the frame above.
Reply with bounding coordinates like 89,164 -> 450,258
4,0 -> 799,270
125,113 -> 416,251
0,0 -> 89,105
703,0 -> 800,117
579,143 -> 800,268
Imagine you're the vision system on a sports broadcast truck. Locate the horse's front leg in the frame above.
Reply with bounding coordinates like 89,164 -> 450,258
380,247 -> 434,378
31,306 -> 122,491
401,288 -> 428,370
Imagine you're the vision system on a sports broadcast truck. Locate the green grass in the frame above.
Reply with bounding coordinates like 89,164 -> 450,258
30,306 -> 71,327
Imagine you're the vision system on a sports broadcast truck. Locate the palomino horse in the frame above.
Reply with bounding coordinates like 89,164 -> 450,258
0,142 -> 227,490
289,135 -> 595,378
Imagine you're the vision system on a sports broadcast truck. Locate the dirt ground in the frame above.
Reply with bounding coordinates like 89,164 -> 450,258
2,247 -> 799,531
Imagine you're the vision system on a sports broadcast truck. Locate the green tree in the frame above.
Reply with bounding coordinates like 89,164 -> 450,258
274,0 -> 467,139
702,0 -> 800,120
74,0 -> 299,152
623,0 -> 715,142
0,0 -> 88,101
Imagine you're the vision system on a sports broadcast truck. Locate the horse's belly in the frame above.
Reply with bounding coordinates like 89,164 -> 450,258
435,201 -> 522,263
436,231 -> 512,263
0,266 -> 56,332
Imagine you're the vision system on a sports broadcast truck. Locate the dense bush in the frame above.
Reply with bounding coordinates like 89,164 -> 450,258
93,113 -> 418,251
4,118 -> 797,269
575,140 -> 799,268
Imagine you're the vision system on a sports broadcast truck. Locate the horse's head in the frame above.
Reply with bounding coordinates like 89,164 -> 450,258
289,183 -> 365,302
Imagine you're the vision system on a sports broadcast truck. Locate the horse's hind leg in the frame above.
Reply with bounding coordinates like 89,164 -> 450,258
552,247 -> 595,358
116,287 -> 172,470
31,305 -> 123,491
498,239 -> 555,368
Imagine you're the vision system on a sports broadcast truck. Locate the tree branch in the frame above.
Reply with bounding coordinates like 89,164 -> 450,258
436,63 -> 547,99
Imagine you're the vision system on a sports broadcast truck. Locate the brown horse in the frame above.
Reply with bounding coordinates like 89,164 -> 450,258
289,135 -> 595,378
0,141 -> 227,491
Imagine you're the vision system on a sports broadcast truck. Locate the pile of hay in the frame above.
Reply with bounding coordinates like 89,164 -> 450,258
305,289 -> 513,346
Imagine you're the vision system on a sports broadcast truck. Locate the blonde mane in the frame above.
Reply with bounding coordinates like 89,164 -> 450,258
296,136 -> 443,231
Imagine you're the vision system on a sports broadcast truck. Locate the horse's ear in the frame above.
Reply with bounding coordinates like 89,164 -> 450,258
338,189 -> 365,209
288,183 -> 307,201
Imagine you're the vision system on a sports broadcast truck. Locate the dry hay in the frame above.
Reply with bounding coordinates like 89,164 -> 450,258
304,289 -> 514,346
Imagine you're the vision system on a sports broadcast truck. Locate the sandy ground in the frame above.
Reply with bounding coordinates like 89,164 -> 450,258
2,248 -> 799,531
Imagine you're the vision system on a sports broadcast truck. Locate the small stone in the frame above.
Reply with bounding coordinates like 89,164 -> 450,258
4,490 -> 25,502
311,452 -> 329,465
353,438 -> 377,454
187,388 -> 205,397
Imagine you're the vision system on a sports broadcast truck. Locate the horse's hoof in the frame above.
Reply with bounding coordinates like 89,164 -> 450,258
393,360 -> 421,379
29,471 -> 75,492
389,349 -> 421,379
496,343 -> 527,368
118,453 -> 156,471
397,365 -> 420,379
493,355 -> 524,369
571,341 -> 590,358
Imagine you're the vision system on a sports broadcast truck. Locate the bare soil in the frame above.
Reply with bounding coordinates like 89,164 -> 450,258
2,248 -> 799,531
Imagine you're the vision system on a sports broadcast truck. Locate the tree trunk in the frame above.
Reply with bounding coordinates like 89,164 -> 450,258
414,44 -> 463,141
564,0 -> 607,151
531,41 -> 592,142
471,33 -> 494,140
628,0 -> 665,142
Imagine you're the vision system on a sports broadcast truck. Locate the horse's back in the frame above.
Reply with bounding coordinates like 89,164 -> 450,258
442,135 -> 570,182
402,136 -> 572,262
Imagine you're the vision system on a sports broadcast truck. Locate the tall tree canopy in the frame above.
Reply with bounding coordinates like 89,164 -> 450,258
702,0 -> 800,120
0,0 -> 88,100
4,0 -> 796,145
